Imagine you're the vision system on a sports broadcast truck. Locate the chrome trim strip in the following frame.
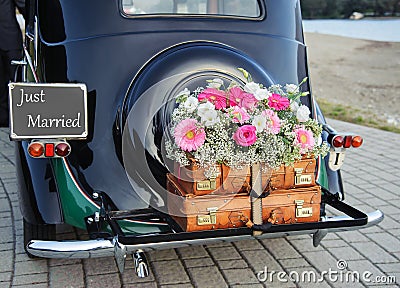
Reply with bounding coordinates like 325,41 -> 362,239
118,0 -> 266,21
34,16 -> 38,68
26,210 -> 384,259
321,210 -> 383,229
23,46 -> 38,83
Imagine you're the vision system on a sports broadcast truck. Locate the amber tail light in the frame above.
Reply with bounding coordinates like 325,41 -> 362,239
351,136 -> 363,148
28,142 -> 44,158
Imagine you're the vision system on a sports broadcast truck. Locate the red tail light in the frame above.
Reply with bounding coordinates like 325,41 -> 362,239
351,136 -> 363,148
55,143 -> 71,157
28,142 -> 44,158
343,135 -> 353,148
332,135 -> 344,148
45,143 -> 55,157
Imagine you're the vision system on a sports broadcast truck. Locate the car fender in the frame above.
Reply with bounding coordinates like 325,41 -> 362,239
15,141 -> 63,225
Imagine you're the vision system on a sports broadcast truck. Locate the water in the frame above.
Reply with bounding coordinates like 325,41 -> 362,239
303,19 -> 400,42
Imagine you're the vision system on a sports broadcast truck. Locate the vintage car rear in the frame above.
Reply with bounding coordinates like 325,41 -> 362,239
9,0 -> 383,276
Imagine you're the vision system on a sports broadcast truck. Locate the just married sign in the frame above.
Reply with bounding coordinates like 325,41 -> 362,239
8,83 -> 88,139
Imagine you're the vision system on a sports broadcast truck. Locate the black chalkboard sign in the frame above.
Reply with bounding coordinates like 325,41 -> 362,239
8,83 -> 88,140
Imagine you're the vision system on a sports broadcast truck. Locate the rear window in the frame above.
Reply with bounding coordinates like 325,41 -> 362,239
122,0 -> 261,18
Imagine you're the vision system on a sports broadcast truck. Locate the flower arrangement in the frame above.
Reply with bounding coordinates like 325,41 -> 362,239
165,69 -> 329,178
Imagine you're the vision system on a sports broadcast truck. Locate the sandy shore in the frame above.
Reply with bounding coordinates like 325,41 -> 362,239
304,33 -> 400,125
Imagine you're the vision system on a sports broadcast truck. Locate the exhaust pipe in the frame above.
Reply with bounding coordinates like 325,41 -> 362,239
133,250 -> 149,278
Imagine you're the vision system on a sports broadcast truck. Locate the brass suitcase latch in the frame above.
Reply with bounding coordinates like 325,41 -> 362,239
197,207 -> 218,225
196,179 -> 217,191
294,168 -> 312,185
295,200 -> 313,218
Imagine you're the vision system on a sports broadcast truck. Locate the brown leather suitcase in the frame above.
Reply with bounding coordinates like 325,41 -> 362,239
172,162 -> 224,196
269,157 -> 316,190
221,164 -> 251,194
221,163 -> 271,194
262,185 -> 321,224
167,173 -> 251,231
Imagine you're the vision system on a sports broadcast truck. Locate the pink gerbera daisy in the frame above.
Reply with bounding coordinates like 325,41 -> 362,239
229,86 -> 258,109
198,88 -> 233,110
229,106 -> 250,124
294,126 -> 315,153
262,109 -> 281,134
174,119 -> 205,152
268,93 -> 290,111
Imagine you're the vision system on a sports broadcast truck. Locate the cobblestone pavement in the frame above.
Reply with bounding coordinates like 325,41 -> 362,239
0,119 -> 399,288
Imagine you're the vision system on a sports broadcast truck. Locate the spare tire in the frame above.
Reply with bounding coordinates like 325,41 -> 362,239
121,41 -> 274,212
123,41 -> 274,116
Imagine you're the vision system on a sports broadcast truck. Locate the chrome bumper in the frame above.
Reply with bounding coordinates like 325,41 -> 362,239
27,209 -> 383,272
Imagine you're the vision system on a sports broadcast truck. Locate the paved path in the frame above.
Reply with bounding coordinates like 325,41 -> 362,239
0,119 -> 399,288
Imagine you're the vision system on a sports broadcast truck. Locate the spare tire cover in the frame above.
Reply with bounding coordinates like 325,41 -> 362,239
122,42 -> 274,214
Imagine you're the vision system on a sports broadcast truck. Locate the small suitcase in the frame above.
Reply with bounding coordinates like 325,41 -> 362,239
167,173 -> 251,231
221,163 -> 271,194
172,162 -> 224,196
269,157 -> 316,190
262,185 -> 321,224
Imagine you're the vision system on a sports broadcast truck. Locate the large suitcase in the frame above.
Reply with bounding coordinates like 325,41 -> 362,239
166,174 -> 321,232
167,173 -> 251,231
262,185 -> 321,224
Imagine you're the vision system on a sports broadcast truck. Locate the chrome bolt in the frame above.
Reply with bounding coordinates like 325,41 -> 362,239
92,192 -> 99,199
87,217 -> 94,224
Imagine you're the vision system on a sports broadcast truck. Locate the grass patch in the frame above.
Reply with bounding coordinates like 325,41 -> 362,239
317,98 -> 400,134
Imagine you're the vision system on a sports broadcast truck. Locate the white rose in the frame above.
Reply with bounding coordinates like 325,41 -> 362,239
254,88 -> 271,101
296,105 -> 311,122
244,82 -> 260,95
201,110 -> 219,127
207,78 -> 224,89
290,101 -> 300,112
197,101 -> 215,118
252,114 -> 266,133
176,88 -> 190,98
285,84 -> 299,94
183,96 -> 198,113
